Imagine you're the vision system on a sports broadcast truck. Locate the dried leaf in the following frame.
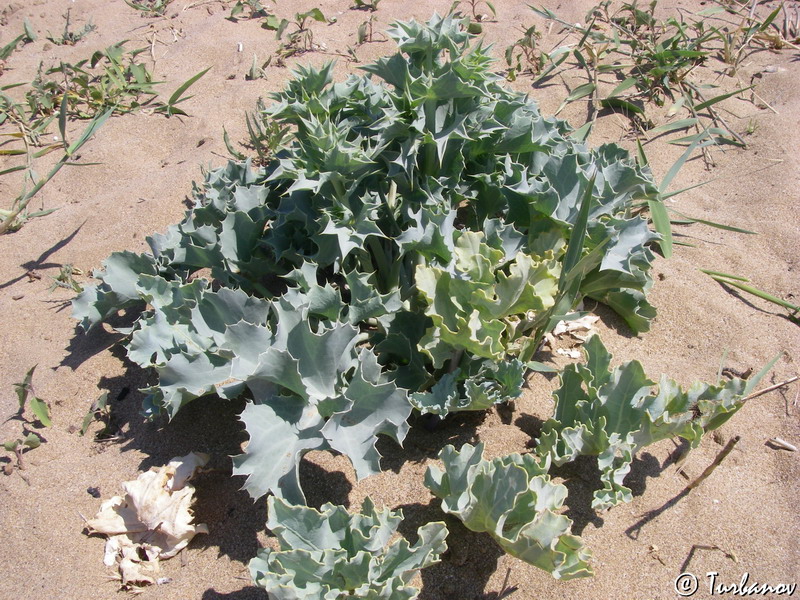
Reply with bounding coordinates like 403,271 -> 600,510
86,453 -> 209,587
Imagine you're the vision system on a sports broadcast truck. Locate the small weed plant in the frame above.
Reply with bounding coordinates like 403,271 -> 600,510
526,1 -> 793,157
46,9 -> 96,46
123,0 -> 174,17
0,42 -> 207,232
3,366 -> 53,479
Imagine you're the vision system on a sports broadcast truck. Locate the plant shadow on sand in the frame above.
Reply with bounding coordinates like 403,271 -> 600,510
376,409 -> 487,474
0,222 -> 84,289
394,499 -> 505,600
59,308 -> 137,370
201,587 -> 268,600
83,340 -> 353,578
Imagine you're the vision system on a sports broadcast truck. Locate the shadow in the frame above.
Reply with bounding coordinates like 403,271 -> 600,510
192,467 -> 268,564
543,451 -> 669,535
513,413 -> 545,450
80,370 -> 269,564
592,301 -> 638,339
0,222 -> 84,289
715,281 -> 799,325
377,410 -> 485,474
549,456 -> 605,535
299,460 -> 353,510
479,568 -> 520,600
624,451 -> 663,499
201,587 -> 267,600
679,543 -> 738,575
625,488 -> 690,540
394,499 -> 503,600
496,400 -> 515,425
59,324 -> 125,371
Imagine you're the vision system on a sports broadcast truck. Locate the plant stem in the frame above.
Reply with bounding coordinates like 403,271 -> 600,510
685,435 -> 740,491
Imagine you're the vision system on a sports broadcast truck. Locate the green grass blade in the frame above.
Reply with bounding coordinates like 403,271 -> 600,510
661,179 -> 714,200
164,67 -> 211,114
647,118 -> 698,135
648,199 -> 672,258
30,396 -> 52,427
58,92 -> 68,144
0,34 -> 24,60
693,85 -> 754,112
607,77 -> 638,98
699,269 -> 749,282
563,173 -> 596,274
600,97 -> 644,114
526,361 -> 559,373
669,208 -> 757,234
0,165 -> 27,176
744,353 -> 784,396
659,131 -> 706,194
557,82 -> 595,114
68,108 -> 112,155
571,120 -> 593,142
707,274 -> 799,313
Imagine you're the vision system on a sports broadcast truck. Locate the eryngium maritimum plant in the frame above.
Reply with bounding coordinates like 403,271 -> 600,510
73,14 -> 663,502
425,442 -> 593,580
250,496 -> 448,599
535,335 -> 776,510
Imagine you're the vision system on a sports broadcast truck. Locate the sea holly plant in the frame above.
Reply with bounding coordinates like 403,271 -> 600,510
425,442 -> 593,580
250,496 -> 447,599
535,335 -> 776,510
73,15 -> 666,503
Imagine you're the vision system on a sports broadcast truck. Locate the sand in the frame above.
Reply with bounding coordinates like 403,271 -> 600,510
0,1 -> 798,599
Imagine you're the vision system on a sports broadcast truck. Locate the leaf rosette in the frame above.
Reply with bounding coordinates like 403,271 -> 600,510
536,335 -> 774,509
72,14 -> 664,501
425,442 -> 593,580
250,496 -> 448,599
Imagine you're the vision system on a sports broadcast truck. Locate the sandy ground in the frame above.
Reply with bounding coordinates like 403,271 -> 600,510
0,0 -> 798,599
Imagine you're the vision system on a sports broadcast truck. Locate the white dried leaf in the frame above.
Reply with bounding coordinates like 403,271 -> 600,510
119,544 -> 159,586
556,348 -> 582,359
552,315 -> 599,340
86,452 -> 209,587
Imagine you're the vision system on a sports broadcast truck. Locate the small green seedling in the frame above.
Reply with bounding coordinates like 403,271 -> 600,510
14,365 -> 52,427
79,392 -> 113,438
450,0 -> 496,22
2,433 -> 42,476
530,3 -> 759,161
0,19 -> 37,59
46,9 -> 96,46
351,0 -> 381,11
357,15 -> 385,44
0,106 -> 110,235
228,0 -> 273,20
123,0 -> 173,17
50,264 -> 83,292
244,54 -> 270,80
154,66 -> 210,116
774,3 -> 800,43
273,9 -> 328,60
4,367 -> 52,477
223,98 -> 290,164
709,4 -> 782,74
504,24 -> 569,81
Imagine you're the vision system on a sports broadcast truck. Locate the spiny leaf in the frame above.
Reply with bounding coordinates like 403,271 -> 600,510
425,442 -> 593,579
536,335 -> 773,509
250,496 -> 448,598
